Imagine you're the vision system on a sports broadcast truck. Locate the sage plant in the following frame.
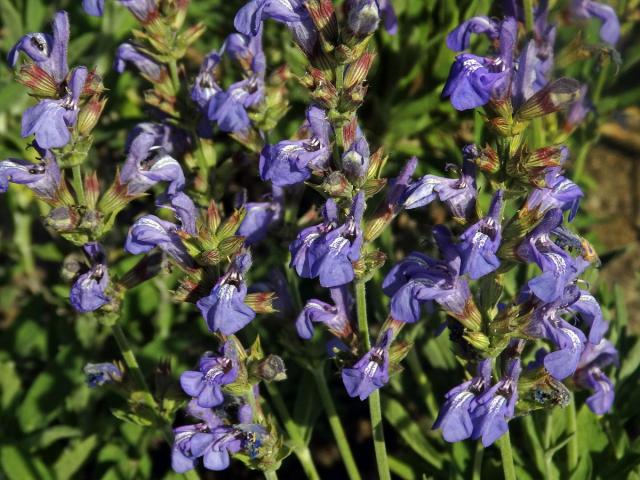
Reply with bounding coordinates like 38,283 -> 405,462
0,0 -> 626,479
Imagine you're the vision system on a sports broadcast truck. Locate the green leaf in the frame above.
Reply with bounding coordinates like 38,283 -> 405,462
52,434 -> 98,480
29,426 -> 81,451
0,445 -> 36,480
0,360 -> 22,411
16,372 -> 61,433
0,0 -> 23,46
381,395 -> 443,469
292,374 -> 322,445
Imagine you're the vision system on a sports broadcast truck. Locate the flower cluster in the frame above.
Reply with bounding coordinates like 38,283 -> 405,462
383,0 -> 619,447
173,339 -> 286,473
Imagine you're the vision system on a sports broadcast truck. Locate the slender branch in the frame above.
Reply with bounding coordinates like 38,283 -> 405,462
168,60 -> 181,96
522,0 -> 535,32
498,431 -> 517,480
355,281 -> 390,480
311,368 -> 362,480
72,165 -> 86,205
110,322 -> 201,480
566,394 -> 579,474
264,382 -> 321,480
472,440 -> 484,480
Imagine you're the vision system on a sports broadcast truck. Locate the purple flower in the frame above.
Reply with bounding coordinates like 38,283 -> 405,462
208,80 -> 262,133
342,131 -> 371,182
290,192 -> 365,288
524,287 -> 587,380
517,209 -> 580,303
83,362 -> 122,387
443,18 -> 517,110
70,242 -> 111,313
342,329 -> 392,400
511,1 -> 557,107
192,51 -> 223,110
124,122 -> 189,159
196,253 -> 256,335
237,187 -> 283,245
385,156 -> 418,212
189,424 -> 268,471
8,11 -> 69,83
384,226 -> 468,323
234,0 -> 317,55
570,0 -> 620,45
402,157 -> 477,219
524,166 -> 583,221
260,106 -> 332,187
568,290 -> 608,344
114,43 -> 165,82
21,66 -> 87,149
446,16 -> 499,51
172,424 -> 210,473
574,339 -> 618,414
192,30 -> 266,134
125,215 -> 193,267
459,190 -> 503,279
565,85 -> 592,131
296,286 -> 353,339
83,0 -> 156,22
346,0 -> 398,36
0,151 -> 61,200
471,358 -> 521,447
433,359 -> 492,442
180,344 -> 239,408
156,192 -> 198,236
120,129 -> 186,196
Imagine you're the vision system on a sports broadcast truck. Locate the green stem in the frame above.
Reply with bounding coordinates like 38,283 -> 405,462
72,165 -> 86,205
264,382 -> 321,480
311,368 -> 362,480
406,349 -> 438,418
355,281 -> 390,480
472,440 -> 484,480
168,60 -> 181,96
110,323 -> 201,480
522,0 -> 534,32
498,431 -> 517,480
543,411 -> 553,478
264,471 -> 279,480
13,210 -> 36,276
566,394 -> 579,474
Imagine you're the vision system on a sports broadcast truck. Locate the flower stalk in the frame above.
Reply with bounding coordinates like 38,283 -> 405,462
356,280 -> 390,480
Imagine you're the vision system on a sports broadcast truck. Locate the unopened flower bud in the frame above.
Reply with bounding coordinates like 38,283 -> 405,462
344,51 -> 376,89
83,171 -> 100,209
322,171 -> 352,197
196,249 -> 221,266
253,354 -> 287,382
463,331 -> 491,351
61,253 -> 86,282
77,97 -> 107,136
305,0 -> 339,49
218,235 -> 246,257
44,206 -> 79,232
474,145 -> 500,173
348,0 -> 381,36
216,209 -> 246,239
